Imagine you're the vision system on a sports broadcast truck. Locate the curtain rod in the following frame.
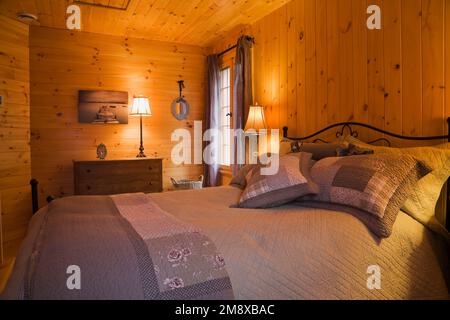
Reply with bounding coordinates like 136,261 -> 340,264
217,45 -> 237,57
217,36 -> 254,57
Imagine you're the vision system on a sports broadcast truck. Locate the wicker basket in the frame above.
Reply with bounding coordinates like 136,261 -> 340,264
170,175 -> 204,190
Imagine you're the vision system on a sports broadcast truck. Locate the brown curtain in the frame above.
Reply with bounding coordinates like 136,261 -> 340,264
204,55 -> 221,187
232,35 -> 253,176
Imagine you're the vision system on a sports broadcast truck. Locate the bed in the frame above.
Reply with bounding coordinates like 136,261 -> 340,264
2,121 -> 450,300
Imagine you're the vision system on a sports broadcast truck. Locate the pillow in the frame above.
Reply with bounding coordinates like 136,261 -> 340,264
303,154 -> 431,238
345,136 -> 450,234
229,164 -> 257,189
279,140 -> 343,160
237,153 -> 319,208
336,143 -> 375,156
279,140 -> 293,155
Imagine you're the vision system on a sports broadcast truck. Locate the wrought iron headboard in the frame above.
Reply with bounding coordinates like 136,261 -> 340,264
283,119 -> 450,145
282,118 -> 450,231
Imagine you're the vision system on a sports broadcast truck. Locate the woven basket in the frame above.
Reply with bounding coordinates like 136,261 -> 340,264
170,175 -> 204,190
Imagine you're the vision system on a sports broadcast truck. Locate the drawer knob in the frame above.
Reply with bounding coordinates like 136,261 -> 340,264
148,181 -> 153,186
148,166 -> 153,170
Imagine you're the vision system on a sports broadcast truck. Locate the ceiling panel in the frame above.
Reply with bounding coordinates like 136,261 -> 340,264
0,0 -> 289,47
74,0 -> 131,10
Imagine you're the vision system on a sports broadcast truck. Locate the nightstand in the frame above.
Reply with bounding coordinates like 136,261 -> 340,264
74,158 -> 163,195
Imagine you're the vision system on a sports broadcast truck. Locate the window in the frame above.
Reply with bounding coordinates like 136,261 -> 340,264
219,67 -> 231,166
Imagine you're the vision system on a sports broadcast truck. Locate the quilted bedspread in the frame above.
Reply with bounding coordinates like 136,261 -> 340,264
2,186 -> 449,300
151,187 -> 449,300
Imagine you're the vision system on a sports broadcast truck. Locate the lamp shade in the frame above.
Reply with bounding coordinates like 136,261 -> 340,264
244,103 -> 267,131
130,96 -> 152,116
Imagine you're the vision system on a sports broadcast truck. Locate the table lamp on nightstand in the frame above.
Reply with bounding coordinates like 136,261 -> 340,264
130,96 -> 152,158
245,103 -> 267,133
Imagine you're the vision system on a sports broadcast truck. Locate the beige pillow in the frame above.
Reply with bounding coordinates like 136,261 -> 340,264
238,153 -> 318,208
279,140 -> 293,156
345,136 -> 450,235
304,153 -> 431,238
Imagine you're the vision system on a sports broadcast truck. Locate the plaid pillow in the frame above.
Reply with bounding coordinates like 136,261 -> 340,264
238,153 -> 318,208
344,136 -> 450,237
303,154 -> 431,238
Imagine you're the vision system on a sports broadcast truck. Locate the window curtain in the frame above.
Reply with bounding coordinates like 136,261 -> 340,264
204,55 -> 221,187
232,35 -> 254,176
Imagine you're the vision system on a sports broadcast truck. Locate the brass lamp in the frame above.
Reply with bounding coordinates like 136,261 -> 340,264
130,96 -> 152,158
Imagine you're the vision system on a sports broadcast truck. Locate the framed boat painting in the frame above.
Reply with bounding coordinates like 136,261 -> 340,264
78,90 -> 129,124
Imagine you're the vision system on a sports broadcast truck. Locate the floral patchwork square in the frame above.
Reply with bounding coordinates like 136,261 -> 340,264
145,232 -> 228,293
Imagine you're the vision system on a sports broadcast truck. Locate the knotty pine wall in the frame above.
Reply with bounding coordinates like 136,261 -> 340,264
0,15 -> 31,259
30,26 -> 207,209
214,0 -> 450,144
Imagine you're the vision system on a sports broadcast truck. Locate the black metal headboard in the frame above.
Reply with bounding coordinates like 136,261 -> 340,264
282,118 -> 450,231
283,119 -> 450,145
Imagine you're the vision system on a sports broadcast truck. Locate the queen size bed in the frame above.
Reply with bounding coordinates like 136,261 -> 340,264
2,122 -> 450,300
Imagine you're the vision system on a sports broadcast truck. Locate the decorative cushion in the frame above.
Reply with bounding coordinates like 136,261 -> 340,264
336,143 -> 375,157
304,154 -> 431,238
279,140 -> 343,160
238,153 -> 319,208
345,136 -> 450,236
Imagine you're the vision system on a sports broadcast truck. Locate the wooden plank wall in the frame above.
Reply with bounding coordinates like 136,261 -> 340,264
30,26 -> 207,209
215,0 -> 450,144
0,15 -> 31,258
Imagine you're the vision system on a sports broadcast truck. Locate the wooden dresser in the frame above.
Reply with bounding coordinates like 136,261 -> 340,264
73,158 -> 163,195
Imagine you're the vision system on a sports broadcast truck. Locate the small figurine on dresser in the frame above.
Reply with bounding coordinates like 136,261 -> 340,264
96,143 -> 107,160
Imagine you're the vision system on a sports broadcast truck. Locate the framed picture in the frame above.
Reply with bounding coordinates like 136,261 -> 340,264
78,90 -> 129,124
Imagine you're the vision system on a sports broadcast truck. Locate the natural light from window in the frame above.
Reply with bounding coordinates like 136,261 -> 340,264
219,67 -> 231,166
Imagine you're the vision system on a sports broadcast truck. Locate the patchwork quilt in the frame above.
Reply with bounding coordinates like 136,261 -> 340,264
12,194 -> 233,300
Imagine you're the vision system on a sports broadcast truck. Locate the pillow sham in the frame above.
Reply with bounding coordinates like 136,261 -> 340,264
279,140 -> 344,160
345,136 -> 450,233
238,153 -> 318,208
304,153 -> 431,238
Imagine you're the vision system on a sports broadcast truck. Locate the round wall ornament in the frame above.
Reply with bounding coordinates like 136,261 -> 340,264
96,143 -> 107,160
171,80 -> 190,121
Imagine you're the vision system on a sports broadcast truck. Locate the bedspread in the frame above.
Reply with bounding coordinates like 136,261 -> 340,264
3,193 -> 233,300
2,186 -> 449,300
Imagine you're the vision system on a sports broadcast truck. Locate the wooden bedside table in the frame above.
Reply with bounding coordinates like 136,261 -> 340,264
74,158 -> 163,195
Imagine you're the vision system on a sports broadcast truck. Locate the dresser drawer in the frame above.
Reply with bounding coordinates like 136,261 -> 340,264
74,159 -> 163,195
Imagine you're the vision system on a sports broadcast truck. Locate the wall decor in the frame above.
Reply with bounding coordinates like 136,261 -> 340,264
78,90 -> 129,124
171,80 -> 190,121
96,143 -> 107,160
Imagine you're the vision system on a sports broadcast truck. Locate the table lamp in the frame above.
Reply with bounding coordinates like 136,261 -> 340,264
245,103 -> 267,133
130,96 -> 152,158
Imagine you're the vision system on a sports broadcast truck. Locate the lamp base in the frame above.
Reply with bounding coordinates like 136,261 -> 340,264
136,145 -> 146,158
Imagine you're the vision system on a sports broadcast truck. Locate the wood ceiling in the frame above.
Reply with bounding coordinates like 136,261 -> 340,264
0,0 -> 289,47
